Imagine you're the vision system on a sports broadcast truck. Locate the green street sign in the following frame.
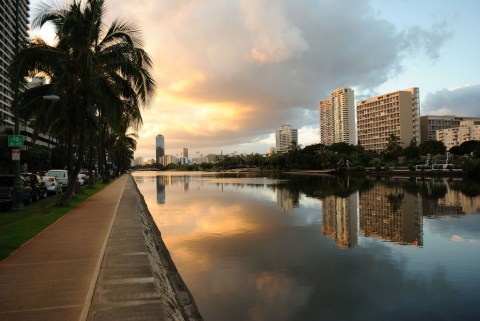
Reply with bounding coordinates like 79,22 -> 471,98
8,135 -> 24,148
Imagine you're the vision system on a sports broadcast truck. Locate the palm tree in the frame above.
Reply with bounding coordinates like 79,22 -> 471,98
385,133 -> 402,154
10,0 -> 155,205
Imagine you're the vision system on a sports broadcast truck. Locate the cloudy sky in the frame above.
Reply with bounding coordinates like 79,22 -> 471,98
29,0 -> 480,159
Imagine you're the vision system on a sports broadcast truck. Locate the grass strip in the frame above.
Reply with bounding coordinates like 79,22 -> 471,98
0,183 -> 108,260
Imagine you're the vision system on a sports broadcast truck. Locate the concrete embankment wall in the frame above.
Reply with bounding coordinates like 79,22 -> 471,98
132,179 -> 203,321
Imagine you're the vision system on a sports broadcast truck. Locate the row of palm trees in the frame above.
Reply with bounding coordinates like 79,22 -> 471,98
9,0 -> 155,205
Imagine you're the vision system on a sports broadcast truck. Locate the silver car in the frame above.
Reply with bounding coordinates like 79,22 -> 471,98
41,176 -> 63,195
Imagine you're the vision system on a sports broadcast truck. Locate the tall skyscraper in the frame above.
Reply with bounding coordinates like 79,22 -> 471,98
182,147 -> 188,158
319,88 -> 356,145
155,135 -> 165,163
356,87 -> 420,152
276,125 -> 298,153
1,0 -> 30,126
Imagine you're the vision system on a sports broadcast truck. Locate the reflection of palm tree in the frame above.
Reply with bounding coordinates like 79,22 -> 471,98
386,191 -> 404,212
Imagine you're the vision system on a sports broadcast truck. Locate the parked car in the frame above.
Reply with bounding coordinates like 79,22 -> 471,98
41,176 -> 63,195
77,173 -> 89,186
46,169 -> 68,189
22,173 -> 48,201
0,175 -> 35,209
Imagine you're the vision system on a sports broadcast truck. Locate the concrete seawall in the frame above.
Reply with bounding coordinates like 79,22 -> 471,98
87,175 -> 203,321
134,178 -> 203,321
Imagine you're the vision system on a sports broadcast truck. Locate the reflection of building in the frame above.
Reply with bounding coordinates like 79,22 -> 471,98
357,87 -> 420,152
322,193 -> 358,248
319,88 -> 356,145
359,183 -> 422,246
420,179 -> 480,216
154,175 -> 191,198
155,135 -> 165,163
276,187 -> 299,212
276,125 -> 298,153
156,176 -> 165,204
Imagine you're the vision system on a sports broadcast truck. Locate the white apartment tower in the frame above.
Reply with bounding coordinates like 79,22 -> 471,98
319,88 -> 356,145
1,0 -> 30,126
276,125 -> 298,153
356,87 -> 420,152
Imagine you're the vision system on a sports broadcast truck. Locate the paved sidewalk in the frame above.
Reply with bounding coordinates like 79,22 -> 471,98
0,175 -> 128,321
86,176 -> 168,320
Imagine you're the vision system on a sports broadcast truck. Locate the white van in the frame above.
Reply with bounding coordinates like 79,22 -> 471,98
46,170 -> 68,189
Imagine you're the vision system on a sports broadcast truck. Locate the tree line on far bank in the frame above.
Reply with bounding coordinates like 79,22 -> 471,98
136,138 -> 480,179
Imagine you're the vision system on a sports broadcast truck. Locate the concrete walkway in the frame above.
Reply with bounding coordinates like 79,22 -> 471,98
0,175 -> 161,321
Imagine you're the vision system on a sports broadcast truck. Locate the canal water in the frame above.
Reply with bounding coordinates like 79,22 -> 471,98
133,171 -> 480,321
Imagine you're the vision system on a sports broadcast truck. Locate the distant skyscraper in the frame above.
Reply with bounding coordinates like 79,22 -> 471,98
276,125 -> 298,153
1,0 -> 30,126
319,88 -> 356,145
156,135 -> 165,163
356,87 -> 420,152
182,147 -> 188,158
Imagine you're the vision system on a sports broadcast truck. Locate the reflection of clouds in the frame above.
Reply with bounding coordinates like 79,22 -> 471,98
248,272 -> 312,321
134,172 -> 480,321
154,200 -> 263,237
425,214 -> 480,242
451,234 -> 480,244
452,235 -> 463,242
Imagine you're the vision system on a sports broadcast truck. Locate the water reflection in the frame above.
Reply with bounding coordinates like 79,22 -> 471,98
359,183 -> 422,246
322,193 -> 358,248
134,172 -> 480,321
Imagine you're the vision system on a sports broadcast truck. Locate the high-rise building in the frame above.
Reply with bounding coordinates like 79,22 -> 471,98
276,125 -> 298,153
420,115 -> 480,142
182,147 -> 188,158
319,88 -> 356,145
356,87 -> 420,152
0,0 -> 30,126
159,155 -> 177,166
155,135 -> 165,163
436,120 -> 480,150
